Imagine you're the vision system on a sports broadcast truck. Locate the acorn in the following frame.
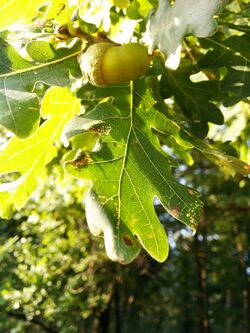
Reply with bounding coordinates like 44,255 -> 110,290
80,42 -> 150,87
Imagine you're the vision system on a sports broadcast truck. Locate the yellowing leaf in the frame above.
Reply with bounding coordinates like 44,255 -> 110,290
45,0 -> 77,26
0,87 -> 80,218
41,86 -> 81,117
0,0 -> 48,30
0,38 -> 81,138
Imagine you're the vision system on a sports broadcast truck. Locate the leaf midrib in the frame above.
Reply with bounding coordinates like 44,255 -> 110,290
116,82 -> 134,244
116,84 -> 161,257
206,37 -> 250,63
0,50 -> 81,78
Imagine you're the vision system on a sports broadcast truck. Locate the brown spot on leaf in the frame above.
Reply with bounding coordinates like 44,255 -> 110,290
134,140 -> 140,148
244,164 -> 250,172
169,206 -> 180,218
71,152 -> 92,168
187,188 -> 195,195
123,234 -> 134,246
89,127 -> 101,133
89,124 -> 111,135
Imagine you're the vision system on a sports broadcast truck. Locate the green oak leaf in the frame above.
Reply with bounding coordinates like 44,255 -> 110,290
152,111 -> 250,176
0,87 -> 81,219
0,39 -> 81,137
221,22 -> 250,34
198,32 -> 250,106
65,81 -> 203,264
180,131 -> 250,177
126,0 -> 153,19
159,64 -> 224,138
26,41 -> 56,63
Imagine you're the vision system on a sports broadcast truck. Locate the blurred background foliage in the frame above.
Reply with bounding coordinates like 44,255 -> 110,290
0,148 -> 249,333
0,0 -> 250,332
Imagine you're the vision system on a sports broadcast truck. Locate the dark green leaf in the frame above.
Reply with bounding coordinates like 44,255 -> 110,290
198,33 -> 250,106
159,64 -> 224,138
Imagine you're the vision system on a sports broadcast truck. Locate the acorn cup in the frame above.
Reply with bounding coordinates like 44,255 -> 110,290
80,42 -> 151,87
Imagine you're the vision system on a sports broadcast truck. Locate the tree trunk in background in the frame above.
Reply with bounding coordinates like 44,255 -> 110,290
92,317 -> 100,333
225,289 -> 232,333
114,283 -> 121,333
92,302 -> 111,333
194,213 -> 210,333
181,288 -> 192,333
232,222 -> 250,333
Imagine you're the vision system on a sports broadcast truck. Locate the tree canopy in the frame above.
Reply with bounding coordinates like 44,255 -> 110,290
0,0 -> 249,332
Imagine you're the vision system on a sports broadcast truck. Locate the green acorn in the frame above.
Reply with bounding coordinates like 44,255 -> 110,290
80,42 -> 150,87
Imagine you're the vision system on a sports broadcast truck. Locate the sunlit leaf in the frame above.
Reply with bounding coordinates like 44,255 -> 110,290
0,39 -> 81,137
65,82 -> 202,264
0,0 -> 47,30
0,87 -> 81,218
180,131 -> 250,177
153,111 -> 250,176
